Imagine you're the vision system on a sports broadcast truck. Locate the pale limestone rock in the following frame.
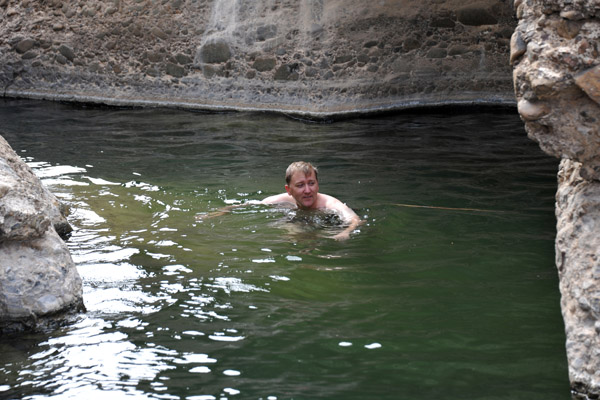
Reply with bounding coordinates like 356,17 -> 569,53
513,0 -> 600,397
556,159 -> 600,397
517,99 -> 549,120
0,136 -> 83,334
0,136 -> 72,238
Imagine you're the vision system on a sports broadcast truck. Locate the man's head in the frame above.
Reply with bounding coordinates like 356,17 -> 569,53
285,161 -> 318,185
285,161 -> 319,209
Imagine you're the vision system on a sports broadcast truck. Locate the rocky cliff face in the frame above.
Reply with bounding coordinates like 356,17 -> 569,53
0,0 -> 516,116
0,136 -> 83,334
511,0 -> 600,397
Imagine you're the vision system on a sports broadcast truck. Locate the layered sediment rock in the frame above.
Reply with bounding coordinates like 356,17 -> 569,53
0,136 -> 83,334
0,0 -> 516,117
512,0 -> 600,397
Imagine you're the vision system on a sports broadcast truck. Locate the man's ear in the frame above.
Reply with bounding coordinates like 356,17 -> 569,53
285,185 -> 291,195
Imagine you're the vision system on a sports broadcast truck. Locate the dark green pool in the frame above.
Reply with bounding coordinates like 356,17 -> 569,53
0,99 -> 569,399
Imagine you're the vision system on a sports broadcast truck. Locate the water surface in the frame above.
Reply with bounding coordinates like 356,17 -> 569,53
0,100 -> 568,399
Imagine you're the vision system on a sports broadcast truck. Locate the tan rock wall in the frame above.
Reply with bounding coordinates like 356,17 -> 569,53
0,0 -> 516,116
512,0 -> 600,397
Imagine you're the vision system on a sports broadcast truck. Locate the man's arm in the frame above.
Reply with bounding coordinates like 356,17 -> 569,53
321,194 -> 362,241
195,203 -> 240,220
332,213 -> 362,241
196,199 -> 263,220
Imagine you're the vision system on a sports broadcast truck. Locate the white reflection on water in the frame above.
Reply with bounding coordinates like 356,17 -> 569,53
207,277 -> 268,294
15,160 -> 201,398
22,318 -> 177,400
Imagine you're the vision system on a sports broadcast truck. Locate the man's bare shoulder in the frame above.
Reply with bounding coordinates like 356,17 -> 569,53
318,193 -> 345,208
262,193 -> 295,205
318,194 -> 358,217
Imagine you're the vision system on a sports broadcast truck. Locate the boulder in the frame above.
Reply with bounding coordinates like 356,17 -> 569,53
197,40 -> 231,64
0,135 -> 83,334
252,57 -> 276,72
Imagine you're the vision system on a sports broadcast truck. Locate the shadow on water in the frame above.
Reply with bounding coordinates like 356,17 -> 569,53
0,99 -> 568,399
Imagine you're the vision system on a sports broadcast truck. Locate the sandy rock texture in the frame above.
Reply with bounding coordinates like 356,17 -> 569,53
0,0 -> 516,117
556,159 -> 600,398
512,0 -> 600,397
0,136 -> 83,334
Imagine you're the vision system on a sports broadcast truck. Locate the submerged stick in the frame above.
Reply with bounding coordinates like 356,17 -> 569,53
393,203 -> 505,213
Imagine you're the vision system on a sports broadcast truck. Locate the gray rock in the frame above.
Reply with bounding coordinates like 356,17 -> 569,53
257,24 -> 277,41
333,54 -> 353,64
426,48 -> 447,58
0,135 -> 82,334
175,53 -> 193,65
202,64 -> 223,78
357,53 -> 370,63
448,44 -> 469,56
273,64 -> 299,81
310,24 -> 323,35
305,67 -> 318,77
21,50 -> 37,60
89,62 -> 101,73
431,17 -> 455,28
1,226 -> 84,333
252,57 -> 276,72
151,27 -> 168,40
198,40 -> 231,64
509,31 -> 526,64
0,137 -> 72,240
273,64 -> 291,80
14,39 -> 35,54
147,51 -> 164,63
166,62 -> 185,77
146,67 -> 159,77
403,37 -> 420,52
55,54 -> 67,65
58,45 -> 75,62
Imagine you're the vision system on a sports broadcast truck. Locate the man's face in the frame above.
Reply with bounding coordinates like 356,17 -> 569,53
285,170 -> 319,209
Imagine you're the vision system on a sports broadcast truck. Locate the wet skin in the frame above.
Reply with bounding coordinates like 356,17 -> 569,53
285,171 -> 319,209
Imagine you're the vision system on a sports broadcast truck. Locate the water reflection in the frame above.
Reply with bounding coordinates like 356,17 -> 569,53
0,100 -> 569,399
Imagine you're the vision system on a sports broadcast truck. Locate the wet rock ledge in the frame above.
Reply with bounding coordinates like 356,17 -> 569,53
511,0 -> 600,397
0,0 -> 516,117
0,136 -> 84,334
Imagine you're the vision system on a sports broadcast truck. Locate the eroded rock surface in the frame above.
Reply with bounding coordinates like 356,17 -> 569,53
512,0 -> 600,180
0,135 -> 83,334
556,159 -> 600,398
512,0 -> 600,397
0,0 -> 516,117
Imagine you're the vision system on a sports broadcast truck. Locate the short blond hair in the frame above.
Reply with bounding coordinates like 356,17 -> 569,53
285,161 -> 318,185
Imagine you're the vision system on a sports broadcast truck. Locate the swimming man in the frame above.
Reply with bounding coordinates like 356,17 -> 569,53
262,161 -> 361,241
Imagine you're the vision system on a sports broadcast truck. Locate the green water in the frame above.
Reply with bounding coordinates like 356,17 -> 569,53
0,100 -> 569,399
